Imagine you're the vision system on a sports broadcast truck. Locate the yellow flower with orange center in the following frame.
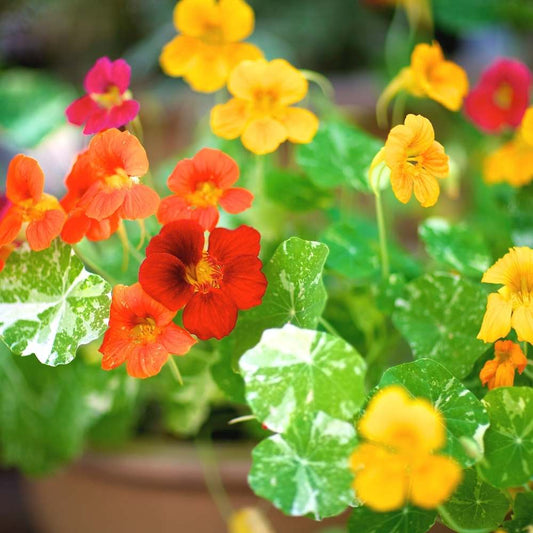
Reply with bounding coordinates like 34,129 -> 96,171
478,247 -> 533,344
160,0 -> 263,93
350,386 -> 462,512
377,41 -> 468,126
210,58 -> 320,155
480,340 -> 527,390
372,114 -> 449,207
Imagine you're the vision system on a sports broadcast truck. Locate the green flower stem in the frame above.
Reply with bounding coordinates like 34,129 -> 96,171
167,356 -> 183,386
391,89 -> 407,126
73,245 -> 119,286
370,163 -> 390,281
318,316 -> 341,338
300,69 -> 335,100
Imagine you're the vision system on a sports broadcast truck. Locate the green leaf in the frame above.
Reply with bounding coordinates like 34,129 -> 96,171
504,492 -> 533,533
249,411 -> 356,520
419,217 -> 492,277
439,468 -> 510,532
210,342 -> 246,404
392,273 -> 488,378
0,241 -> 111,366
296,120 -> 382,192
379,359 -> 489,467
348,505 -> 436,533
478,387 -> 533,489
240,324 -> 366,433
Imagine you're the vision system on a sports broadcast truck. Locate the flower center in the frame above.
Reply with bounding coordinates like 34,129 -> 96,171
131,316 -> 159,342
104,167 -> 134,189
186,181 -> 223,208
494,83 -> 513,109
184,253 -> 223,293
253,89 -> 279,115
92,84 -> 124,109
201,24 -> 225,45
18,194 -> 59,222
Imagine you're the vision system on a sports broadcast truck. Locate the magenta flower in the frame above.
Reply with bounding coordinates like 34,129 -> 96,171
66,57 -> 140,135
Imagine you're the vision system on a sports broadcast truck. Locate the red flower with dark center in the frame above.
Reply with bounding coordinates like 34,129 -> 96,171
464,58 -> 532,133
66,57 -> 140,135
100,283 -> 196,379
139,220 -> 267,340
157,147 -> 253,231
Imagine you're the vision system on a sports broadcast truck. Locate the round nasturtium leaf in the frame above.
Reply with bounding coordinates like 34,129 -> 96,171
392,272 -> 489,378
249,411 -> 357,520
479,387 -> 533,489
379,359 -> 489,467
0,241 -> 111,366
348,505 -> 436,533
240,324 -> 367,433
439,468 -> 510,532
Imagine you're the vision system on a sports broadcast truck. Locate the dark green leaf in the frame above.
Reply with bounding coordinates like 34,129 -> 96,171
348,505 -> 436,533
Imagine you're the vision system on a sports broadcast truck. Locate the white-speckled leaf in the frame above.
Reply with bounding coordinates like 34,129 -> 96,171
419,218 -> 492,277
479,387 -> 533,488
249,411 -> 357,520
379,359 -> 489,467
392,273 -> 488,378
240,324 -> 366,433
0,240 -> 111,366
348,505 -> 436,533
439,468 -> 509,531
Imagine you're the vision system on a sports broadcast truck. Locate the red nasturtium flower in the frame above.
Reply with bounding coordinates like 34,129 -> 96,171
465,58 -> 532,133
0,155 -> 65,252
139,220 -> 267,340
100,283 -> 196,378
157,147 -> 253,231
66,57 -> 140,135
479,340 -> 527,390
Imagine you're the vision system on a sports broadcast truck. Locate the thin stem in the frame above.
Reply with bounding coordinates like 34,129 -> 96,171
74,245 -> 119,285
319,317 -> 341,338
228,414 -> 256,425
167,356 -> 183,386
391,89 -> 407,126
369,160 -> 390,281
300,69 -> 335,101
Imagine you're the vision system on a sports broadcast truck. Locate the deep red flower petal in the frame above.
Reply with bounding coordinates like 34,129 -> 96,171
158,323 -> 197,354
157,196 -> 191,224
182,290 -> 238,340
26,209 -> 66,251
208,225 -> 260,264
139,252 -> 194,311
125,343 -> 169,379
108,99 -> 140,129
192,206 -> 219,231
83,108 -> 110,135
100,329 -> 133,370
219,187 -> 253,214
221,255 -> 267,310
84,57 -> 113,94
66,95 -> 99,126
7,155 -> 44,204
110,58 -> 131,94
118,184 -> 160,220
0,209 -> 23,247
145,220 -> 204,266
193,147 -> 239,189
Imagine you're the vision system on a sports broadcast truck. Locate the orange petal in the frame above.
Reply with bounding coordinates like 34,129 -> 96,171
26,209 -> 66,251
160,35 -> 202,77
479,359 -> 499,388
493,361 -> 516,388
422,141 -> 449,178
477,292 -> 513,343
119,184 -> 160,220
413,170 -> 440,207
390,165 -> 413,204
210,98 -> 251,139
0,208 -> 23,247
6,154 -> 45,204
241,117 -> 287,155
278,107 -> 319,144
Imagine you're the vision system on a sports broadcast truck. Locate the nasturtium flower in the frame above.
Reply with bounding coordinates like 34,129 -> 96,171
100,283 -> 196,379
350,386 -> 462,512
480,340 -> 527,390
66,57 -> 140,135
157,147 -> 253,231
139,220 -> 267,340
210,58 -> 320,154
0,155 -> 65,251
160,0 -> 263,93
374,114 -> 449,207
478,247 -> 533,344
465,58 -> 532,133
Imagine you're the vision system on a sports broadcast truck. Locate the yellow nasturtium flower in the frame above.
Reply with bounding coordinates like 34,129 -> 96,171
350,386 -> 462,512
210,58 -> 319,155
160,0 -> 263,93
478,247 -> 533,344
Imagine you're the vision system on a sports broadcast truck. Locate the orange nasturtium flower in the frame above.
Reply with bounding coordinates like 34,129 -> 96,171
160,0 -> 262,93
478,247 -> 533,344
350,386 -> 462,512
210,58 -> 320,155
480,340 -> 527,390
0,155 -> 65,252
100,283 -> 196,379
377,41 -> 468,126
371,114 -> 449,207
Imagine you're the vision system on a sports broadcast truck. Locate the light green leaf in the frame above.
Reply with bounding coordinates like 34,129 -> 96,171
240,324 -> 366,433
439,468 -> 510,532
479,387 -> 533,488
392,273 -> 488,378
348,505 -> 436,533
0,241 -> 111,366
296,120 -> 382,191
419,218 -> 492,277
249,411 -> 357,520
379,359 -> 489,467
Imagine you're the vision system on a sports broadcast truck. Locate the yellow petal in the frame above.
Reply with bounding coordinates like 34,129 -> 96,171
175,0 -> 218,37
219,0 -> 255,42
225,42 -> 263,71
159,35 -> 201,77
520,106 -> 533,146
413,169 -> 440,207
266,59 -> 308,106
241,117 -> 287,154
228,59 -> 269,100
477,292 -> 513,343
482,247 -> 533,289
210,98 -> 251,139
409,454 -> 462,509
425,60 -> 469,111
390,165 -> 413,204
511,304 -> 533,344
422,141 -> 449,178
228,507 -> 275,533
278,107 -> 319,144
184,47 -> 229,92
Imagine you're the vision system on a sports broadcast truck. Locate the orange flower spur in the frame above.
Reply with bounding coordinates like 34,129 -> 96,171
0,154 -> 65,252
160,0 -> 263,93
478,246 -> 533,344
480,340 -> 527,390
210,58 -> 319,155
100,283 -> 196,379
